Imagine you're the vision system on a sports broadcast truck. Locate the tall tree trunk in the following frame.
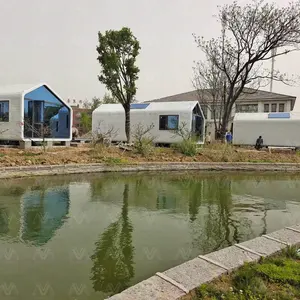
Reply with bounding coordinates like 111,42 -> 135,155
124,106 -> 131,143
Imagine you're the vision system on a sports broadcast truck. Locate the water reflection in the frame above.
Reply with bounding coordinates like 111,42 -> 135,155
0,173 -> 299,300
90,183 -> 134,295
0,184 -> 70,245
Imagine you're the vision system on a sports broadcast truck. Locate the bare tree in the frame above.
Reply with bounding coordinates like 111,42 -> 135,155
91,121 -> 118,147
193,0 -> 300,135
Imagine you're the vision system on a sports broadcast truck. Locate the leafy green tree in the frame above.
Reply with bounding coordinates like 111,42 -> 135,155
97,27 -> 140,143
80,112 -> 92,133
102,92 -> 118,104
91,97 -> 102,111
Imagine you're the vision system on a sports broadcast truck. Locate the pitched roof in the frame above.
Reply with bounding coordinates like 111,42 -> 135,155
146,88 -> 296,104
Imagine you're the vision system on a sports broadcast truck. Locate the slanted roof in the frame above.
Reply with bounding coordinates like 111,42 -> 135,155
0,83 -> 43,97
94,101 -> 199,113
146,88 -> 296,104
0,83 -> 71,109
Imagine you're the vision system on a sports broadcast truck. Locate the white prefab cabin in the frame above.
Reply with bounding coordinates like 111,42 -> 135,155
0,83 -> 72,143
92,101 -> 206,144
233,112 -> 300,147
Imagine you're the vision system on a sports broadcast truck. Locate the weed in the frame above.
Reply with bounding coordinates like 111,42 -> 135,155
173,139 -> 199,156
282,245 -> 300,259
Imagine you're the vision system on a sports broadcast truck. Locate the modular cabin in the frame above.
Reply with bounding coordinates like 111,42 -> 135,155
233,111 -> 300,147
92,101 -> 205,144
0,83 -> 72,147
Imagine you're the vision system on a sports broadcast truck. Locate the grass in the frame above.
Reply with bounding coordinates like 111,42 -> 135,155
192,246 -> 300,300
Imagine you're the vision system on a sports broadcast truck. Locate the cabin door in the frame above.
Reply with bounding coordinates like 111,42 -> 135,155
192,114 -> 202,141
25,100 -> 45,138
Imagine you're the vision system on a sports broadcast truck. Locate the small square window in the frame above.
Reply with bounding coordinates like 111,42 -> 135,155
271,103 -> 277,112
0,101 -> 9,122
279,103 -> 285,112
159,115 -> 179,130
264,104 -> 269,113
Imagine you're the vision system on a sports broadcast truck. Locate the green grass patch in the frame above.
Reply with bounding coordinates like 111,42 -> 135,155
194,247 -> 300,300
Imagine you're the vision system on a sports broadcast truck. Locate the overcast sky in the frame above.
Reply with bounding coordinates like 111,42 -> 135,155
0,0 -> 299,102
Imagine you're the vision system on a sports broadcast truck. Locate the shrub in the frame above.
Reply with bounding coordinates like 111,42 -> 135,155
132,123 -> 155,156
173,138 -> 198,156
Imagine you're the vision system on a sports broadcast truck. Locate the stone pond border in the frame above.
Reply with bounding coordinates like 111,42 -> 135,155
1,162 -> 300,179
107,224 -> 300,300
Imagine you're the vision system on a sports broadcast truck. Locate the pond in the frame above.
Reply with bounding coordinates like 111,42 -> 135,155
0,172 -> 300,299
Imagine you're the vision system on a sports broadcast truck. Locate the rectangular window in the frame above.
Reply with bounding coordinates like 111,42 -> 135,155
0,101 -> 9,122
236,104 -> 258,113
66,115 -> 69,129
279,103 -> 285,112
56,121 -> 59,132
264,104 -> 269,113
159,115 -> 179,130
271,103 -> 277,112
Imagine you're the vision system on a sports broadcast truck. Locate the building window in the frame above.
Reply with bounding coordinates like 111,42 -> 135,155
159,115 -> 179,130
56,121 -> 59,132
279,103 -> 285,112
66,115 -> 69,129
271,103 -> 277,112
0,101 -> 9,122
236,104 -> 258,113
264,104 -> 269,113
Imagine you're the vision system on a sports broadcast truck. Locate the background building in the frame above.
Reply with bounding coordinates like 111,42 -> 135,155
148,88 -> 296,139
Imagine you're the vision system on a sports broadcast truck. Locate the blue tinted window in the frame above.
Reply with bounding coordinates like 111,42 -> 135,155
268,113 -> 290,119
24,86 -> 70,139
159,115 -> 179,130
0,101 -> 9,122
130,103 -> 149,109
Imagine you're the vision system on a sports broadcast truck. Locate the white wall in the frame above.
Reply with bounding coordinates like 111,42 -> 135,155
92,110 -> 201,144
0,93 -> 22,140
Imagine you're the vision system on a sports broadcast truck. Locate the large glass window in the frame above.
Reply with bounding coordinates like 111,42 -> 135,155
24,86 -> 70,139
0,101 -> 9,122
271,103 -> 277,112
159,115 -> 179,130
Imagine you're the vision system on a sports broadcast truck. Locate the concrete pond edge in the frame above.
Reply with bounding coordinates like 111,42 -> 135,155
1,161 -> 300,179
107,224 -> 300,300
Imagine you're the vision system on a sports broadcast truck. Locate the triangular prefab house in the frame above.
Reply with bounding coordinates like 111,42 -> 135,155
0,83 -> 72,144
92,101 -> 206,144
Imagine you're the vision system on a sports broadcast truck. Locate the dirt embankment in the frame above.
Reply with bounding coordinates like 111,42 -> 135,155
0,144 -> 299,167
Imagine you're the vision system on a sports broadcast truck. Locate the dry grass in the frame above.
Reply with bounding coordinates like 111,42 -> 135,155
0,143 -> 299,167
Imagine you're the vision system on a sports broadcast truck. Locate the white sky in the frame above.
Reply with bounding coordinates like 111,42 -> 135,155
0,0 -> 299,102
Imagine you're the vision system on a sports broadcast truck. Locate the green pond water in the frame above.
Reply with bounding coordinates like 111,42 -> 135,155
0,172 -> 300,299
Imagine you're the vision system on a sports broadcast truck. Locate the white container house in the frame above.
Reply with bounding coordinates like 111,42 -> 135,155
92,101 -> 205,144
233,111 -> 300,147
0,83 -> 72,145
